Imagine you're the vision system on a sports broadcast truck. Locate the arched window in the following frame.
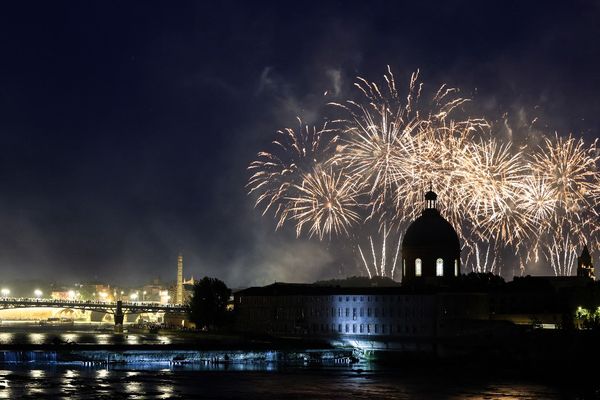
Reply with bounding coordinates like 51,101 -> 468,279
454,260 -> 458,276
436,258 -> 444,276
415,258 -> 422,276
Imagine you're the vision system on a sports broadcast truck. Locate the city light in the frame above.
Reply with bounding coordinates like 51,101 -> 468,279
99,292 -> 108,300
67,290 -> 76,300
34,289 -> 43,298
130,292 -> 138,301
1,288 -> 10,297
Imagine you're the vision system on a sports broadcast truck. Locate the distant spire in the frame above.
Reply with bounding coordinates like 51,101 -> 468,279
577,244 -> 594,280
581,245 -> 591,260
176,252 -> 184,304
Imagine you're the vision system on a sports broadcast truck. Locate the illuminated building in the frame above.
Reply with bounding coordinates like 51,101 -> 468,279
401,190 -> 461,282
234,283 -> 487,352
159,290 -> 171,305
234,191 -> 600,353
142,278 -> 164,302
235,191 -> 485,351
51,289 -> 80,300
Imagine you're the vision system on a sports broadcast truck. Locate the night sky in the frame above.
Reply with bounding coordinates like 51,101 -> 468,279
0,1 -> 598,287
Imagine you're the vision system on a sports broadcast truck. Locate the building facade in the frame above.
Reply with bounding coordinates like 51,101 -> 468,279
234,283 -> 488,351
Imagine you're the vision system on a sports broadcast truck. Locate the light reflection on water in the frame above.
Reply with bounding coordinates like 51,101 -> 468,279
29,369 -> 45,378
29,333 -> 45,345
0,324 -> 183,346
61,333 -> 80,343
96,369 -> 109,379
0,325 -> 592,398
96,333 -> 111,345
0,364 -> 582,399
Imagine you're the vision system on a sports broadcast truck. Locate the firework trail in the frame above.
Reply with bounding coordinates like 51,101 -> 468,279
456,139 -> 531,248
527,134 -> 600,274
462,242 -> 497,273
285,166 -> 361,240
356,223 -> 402,279
248,68 -> 600,277
247,119 -> 337,228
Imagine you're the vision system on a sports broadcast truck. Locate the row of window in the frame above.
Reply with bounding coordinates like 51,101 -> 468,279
240,295 -> 428,305
311,323 -> 422,335
332,307 -> 423,319
335,296 -> 413,303
403,258 -> 459,277
256,307 -> 425,320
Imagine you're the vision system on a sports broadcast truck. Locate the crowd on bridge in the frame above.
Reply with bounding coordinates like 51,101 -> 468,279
0,297 -> 186,309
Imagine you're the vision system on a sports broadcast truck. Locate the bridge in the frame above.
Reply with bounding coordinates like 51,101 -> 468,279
0,298 -> 188,329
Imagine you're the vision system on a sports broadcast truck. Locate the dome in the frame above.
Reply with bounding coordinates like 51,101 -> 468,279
402,208 -> 460,251
400,190 -> 462,282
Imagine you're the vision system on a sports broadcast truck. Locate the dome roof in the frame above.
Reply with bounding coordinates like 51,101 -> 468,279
402,208 -> 460,251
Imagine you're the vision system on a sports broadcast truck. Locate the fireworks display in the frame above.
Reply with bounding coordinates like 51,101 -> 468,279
248,68 -> 600,278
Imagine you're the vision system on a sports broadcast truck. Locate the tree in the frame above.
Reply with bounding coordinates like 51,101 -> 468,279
188,277 -> 231,330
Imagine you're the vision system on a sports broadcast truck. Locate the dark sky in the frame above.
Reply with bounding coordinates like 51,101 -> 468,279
0,1 -> 598,287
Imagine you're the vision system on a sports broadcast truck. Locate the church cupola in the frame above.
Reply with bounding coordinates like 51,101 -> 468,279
425,190 -> 437,210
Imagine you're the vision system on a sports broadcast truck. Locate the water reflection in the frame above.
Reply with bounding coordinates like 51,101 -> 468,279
157,335 -> 171,345
64,369 -> 79,378
26,369 -> 46,397
96,333 -> 111,345
126,334 -> 139,345
0,370 -> 10,400
156,384 -> 174,399
29,369 -> 45,379
96,369 -> 109,379
0,324 -> 184,346
29,333 -> 45,345
0,364 -> 578,399
61,333 -> 80,343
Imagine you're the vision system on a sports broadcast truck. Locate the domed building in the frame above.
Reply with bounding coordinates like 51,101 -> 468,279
401,190 -> 461,282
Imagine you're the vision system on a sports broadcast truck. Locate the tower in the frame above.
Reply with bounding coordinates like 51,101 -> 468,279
176,253 -> 184,304
577,245 -> 595,280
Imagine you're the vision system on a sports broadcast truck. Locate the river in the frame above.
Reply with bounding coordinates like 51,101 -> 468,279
0,324 -> 596,399
0,323 -> 177,346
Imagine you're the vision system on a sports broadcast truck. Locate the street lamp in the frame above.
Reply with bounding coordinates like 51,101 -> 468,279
99,292 -> 108,300
130,292 -> 138,301
34,289 -> 43,298
1,288 -> 10,297
143,291 -> 147,301
67,290 -> 76,300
